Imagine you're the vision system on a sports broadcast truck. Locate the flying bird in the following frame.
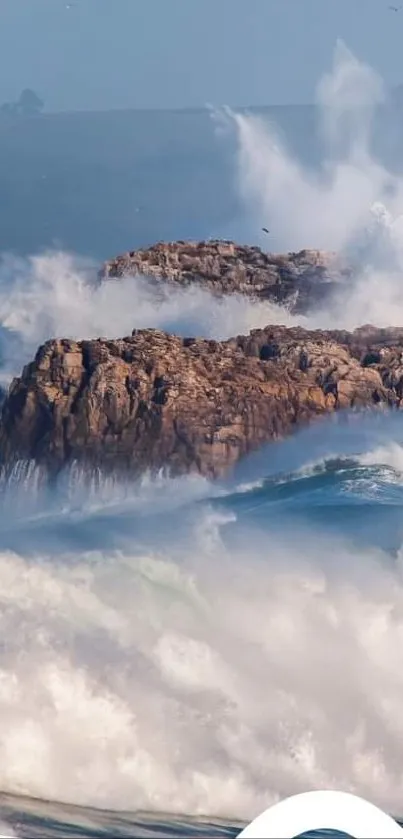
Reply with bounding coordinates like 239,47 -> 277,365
262,227 -> 270,234
388,5 -> 401,10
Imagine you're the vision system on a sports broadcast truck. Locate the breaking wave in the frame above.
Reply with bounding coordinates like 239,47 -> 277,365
0,416 -> 403,826
3,38 -> 403,839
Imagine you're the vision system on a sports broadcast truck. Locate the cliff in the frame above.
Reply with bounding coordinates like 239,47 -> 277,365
100,240 -> 351,313
0,324 -> 402,479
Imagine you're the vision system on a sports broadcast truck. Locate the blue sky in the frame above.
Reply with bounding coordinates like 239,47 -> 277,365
0,0 -> 402,111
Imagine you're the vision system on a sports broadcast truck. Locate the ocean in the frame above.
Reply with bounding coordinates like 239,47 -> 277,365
2,42 -> 403,838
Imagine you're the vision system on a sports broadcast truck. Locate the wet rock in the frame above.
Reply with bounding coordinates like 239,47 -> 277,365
1,325 -> 403,479
100,240 -> 351,313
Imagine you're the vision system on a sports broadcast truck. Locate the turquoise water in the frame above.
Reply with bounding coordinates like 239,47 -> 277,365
1,87 -> 403,836
0,413 -> 402,835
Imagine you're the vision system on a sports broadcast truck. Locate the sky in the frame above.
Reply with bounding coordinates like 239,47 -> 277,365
0,0 -> 402,111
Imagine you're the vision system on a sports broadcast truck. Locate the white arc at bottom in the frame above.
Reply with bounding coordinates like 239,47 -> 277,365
237,790 -> 403,838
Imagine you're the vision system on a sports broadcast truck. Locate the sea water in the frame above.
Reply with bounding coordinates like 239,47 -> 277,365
0,41 -> 403,838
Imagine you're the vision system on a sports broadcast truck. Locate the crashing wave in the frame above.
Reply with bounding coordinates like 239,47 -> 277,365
343,200 -> 403,271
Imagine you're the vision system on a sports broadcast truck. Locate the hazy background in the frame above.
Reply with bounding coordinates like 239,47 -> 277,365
1,6 -> 403,833
0,0 -> 402,110
0,0 -> 403,259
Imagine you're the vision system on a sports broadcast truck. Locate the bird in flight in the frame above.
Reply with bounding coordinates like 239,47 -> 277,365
262,227 -> 270,234
389,5 -> 402,10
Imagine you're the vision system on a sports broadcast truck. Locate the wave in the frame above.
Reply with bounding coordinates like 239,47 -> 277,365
0,250 -> 297,385
0,416 -> 399,823
0,792 -> 244,838
3,38 -> 403,836
226,41 -> 403,333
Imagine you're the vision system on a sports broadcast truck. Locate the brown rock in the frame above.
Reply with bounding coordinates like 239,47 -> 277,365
99,240 -> 351,313
0,324 -> 403,479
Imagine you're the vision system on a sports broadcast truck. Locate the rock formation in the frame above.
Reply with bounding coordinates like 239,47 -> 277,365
1,324 -> 402,479
100,240 -> 351,313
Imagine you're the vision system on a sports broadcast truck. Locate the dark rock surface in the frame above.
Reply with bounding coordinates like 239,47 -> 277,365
100,240 -> 352,313
1,324 -> 402,479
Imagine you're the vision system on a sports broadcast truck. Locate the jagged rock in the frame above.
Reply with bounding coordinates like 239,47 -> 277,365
0,324 -> 403,479
100,240 -> 351,313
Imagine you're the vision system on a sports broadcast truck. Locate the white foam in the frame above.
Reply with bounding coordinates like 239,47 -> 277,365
225,41 -> 403,332
0,251 -> 294,384
0,504 -> 400,820
0,41 -> 403,826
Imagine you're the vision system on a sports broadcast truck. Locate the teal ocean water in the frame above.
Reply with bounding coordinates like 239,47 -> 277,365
1,43 -> 403,838
0,414 -> 402,836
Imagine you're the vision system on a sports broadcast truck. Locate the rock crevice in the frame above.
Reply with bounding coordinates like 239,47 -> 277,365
100,240 -> 351,313
1,324 -> 403,478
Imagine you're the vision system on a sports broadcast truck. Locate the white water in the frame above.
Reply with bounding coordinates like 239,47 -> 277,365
2,40 -> 403,832
2,43 -> 403,385
0,251 -> 293,385
0,457 -> 403,820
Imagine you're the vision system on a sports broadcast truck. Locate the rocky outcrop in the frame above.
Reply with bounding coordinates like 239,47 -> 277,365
100,240 -> 351,313
1,324 -> 403,479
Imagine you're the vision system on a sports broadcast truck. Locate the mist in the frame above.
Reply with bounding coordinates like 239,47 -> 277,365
2,41 -> 403,388
226,41 -> 403,331
0,41 -> 403,829
0,250 -> 296,384
0,415 -> 402,818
